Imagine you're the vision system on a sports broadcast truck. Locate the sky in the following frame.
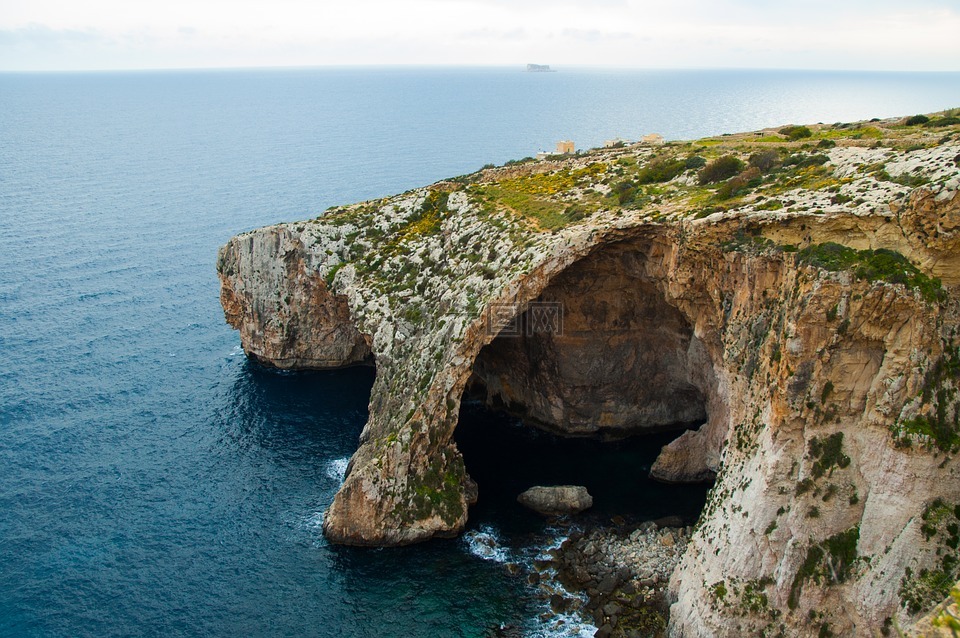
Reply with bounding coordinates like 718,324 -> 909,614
1,0 -> 960,72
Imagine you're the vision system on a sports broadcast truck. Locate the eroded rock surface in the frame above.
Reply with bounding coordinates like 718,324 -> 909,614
219,114 -> 960,635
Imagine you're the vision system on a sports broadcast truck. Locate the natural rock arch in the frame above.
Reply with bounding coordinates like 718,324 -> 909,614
218,146 -> 960,634
469,238 -> 714,440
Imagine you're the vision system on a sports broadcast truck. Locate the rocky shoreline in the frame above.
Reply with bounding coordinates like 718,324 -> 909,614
551,520 -> 690,638
485,517 -> 693,638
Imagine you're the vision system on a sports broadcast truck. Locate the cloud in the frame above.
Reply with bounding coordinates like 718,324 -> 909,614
442,0 -> 628,7
0,1 -> 959,70
457,27 -> 529,42
560,28 -> 633,42
0,23 -> 104,46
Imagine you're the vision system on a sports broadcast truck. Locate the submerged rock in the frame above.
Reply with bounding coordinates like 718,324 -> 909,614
517,485 -> 593,516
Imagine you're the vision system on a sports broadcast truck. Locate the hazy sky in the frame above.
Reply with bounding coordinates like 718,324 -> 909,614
2,0 -> 959,72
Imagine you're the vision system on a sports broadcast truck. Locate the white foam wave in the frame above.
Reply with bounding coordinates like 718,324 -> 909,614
228,344 -> 244,357
462,525 -> 510,563
325,457 -> 350,482
525,612 -> 597,638
522,528 -> 597,638
303,511 -> 326,530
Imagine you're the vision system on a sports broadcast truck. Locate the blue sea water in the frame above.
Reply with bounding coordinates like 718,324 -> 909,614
1,67 -> 959,637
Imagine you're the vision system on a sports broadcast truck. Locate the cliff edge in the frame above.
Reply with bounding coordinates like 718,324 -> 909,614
218,113 -> 960,635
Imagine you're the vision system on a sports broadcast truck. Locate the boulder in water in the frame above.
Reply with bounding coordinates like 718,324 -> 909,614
517,485 -> 593,516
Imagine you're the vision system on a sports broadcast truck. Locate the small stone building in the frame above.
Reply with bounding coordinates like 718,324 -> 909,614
555,140 -> 575,154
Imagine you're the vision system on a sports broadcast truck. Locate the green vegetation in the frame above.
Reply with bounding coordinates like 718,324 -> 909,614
477,163 -> 606,229
635,155 -> 687,184
796,242 -> 945,303
816,125 -> 883,141
612,180 -> 639,206
324,262 -> 345,287
711,581 -> 728,602
748,150 -> 780,172
720,228 -> 779,254
925,116 -> 960,128
902,567 -> 959,615
789,526 -> 860,609
871,165 -> 930,188
779,125 -> 813,140
402,190 -> 450,239
906,115 -> 931,126
783,153 -> 829,169
933,586 -> 960,632
900,500 -> 960,614
894,342 -> 960,452
399,446 -> 466,526
699,155 -> 745,184
740,579 -> 771,614
898,412 -> 960,453
808,432 -> 850,478
820,380 -> 835,404
715,166 -> 761,200
755,198 -> 784,211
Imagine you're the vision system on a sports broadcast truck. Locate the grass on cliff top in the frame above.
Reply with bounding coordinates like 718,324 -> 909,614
797,242 -> 945,303
473,163 -> 609,230
326,110 -> 959,236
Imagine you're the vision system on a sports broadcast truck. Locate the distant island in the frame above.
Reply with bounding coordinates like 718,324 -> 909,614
526,64 -> 555,72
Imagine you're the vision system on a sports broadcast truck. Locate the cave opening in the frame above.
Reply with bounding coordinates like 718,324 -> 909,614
454,240 -> 717,530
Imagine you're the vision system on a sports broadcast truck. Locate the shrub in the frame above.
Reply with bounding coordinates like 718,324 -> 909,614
780,125 -> 813,140
715,167 -> 762,200
797,243 -> 944,302
809,432 -> 850,478
612,180 -> 638,205
756,198 -> 783,211
699,155 -> 745,184
636,156 -> 687,184
783,153 -> 830,168
789,526 -> 860,609
905,114 -> 930,126
817,139 -> 837,149
926,116 -> 960,128
685,155 -> 707,169
748,150 -> 780,173
564,204 -> 588,222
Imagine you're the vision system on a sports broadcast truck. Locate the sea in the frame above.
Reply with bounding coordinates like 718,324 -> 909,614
1,67 -> 958,637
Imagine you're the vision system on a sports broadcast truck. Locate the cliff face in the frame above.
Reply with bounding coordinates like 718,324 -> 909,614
218,115 -> 960,634
218,226 -> 371,369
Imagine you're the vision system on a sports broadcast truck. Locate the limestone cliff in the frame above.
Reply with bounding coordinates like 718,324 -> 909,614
218,112 -> 960,635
